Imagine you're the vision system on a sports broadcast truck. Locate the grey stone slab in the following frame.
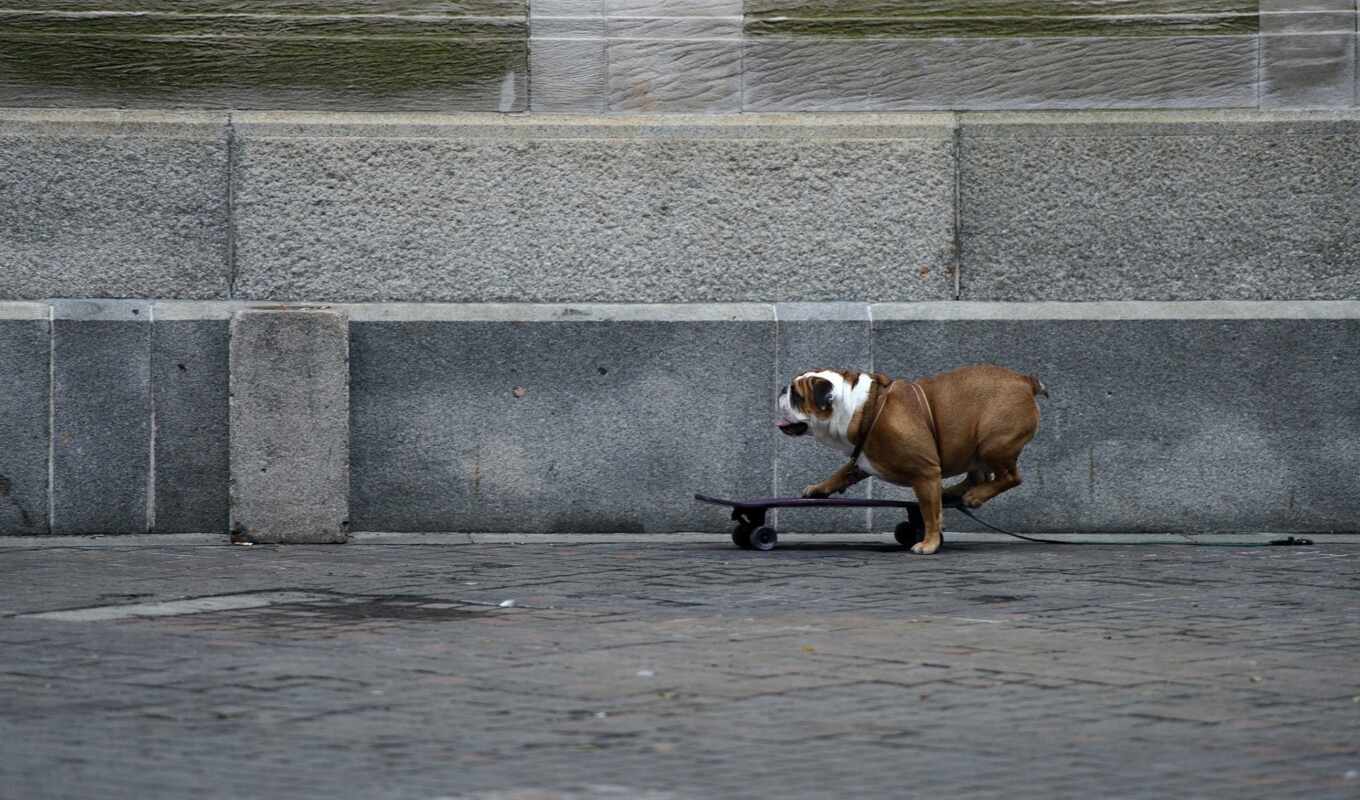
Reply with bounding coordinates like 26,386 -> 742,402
607,0 -> 740,15
0,6 -> 528,112
869,317 -> 1360,533
51,301 -> 152,534
532,0 -> 603,15
530,36 -> 608,112
606,17 -> 741,39
958,117 -> 1360,300
746,0 -> 1258,38
743,36 -> 1259,111
1260,3 -> 1356,109
773,303 -> 872,533
229,310 -> 349,544
349,318 -> 775,532
0,111 -> 230,300
532,16 -> 606,37
1260,0 -> 1355,30
608,38 -> 742,112
232,117 -> 956,303
0,314 -> 50,534
1261,33 -> 1357,108
152,320 -> 229,533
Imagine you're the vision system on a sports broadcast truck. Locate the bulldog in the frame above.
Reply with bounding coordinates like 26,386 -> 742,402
777,364 -> 1047,555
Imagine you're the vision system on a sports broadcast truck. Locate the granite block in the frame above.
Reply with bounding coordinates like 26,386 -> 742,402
152,319 -> 229,533
743,36 -> 1259,111
231,115 -> 957,303
229,309 -> 349,544
0,110 -> 229,300
0,306 -> 50,534
607,38 -> 742,112
51,301 -> 152,534
958,114 -> 1360,300
349,308 -> 775,532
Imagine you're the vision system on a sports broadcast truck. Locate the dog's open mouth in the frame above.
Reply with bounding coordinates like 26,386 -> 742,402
776,419 -> 808,437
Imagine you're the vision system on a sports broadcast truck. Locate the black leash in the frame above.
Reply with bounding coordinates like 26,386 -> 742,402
953,506 -> 1313,548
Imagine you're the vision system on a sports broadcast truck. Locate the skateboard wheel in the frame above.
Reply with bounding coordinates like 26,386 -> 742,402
894,520 -> 924,547
731,525 -> 754,549
750,526 -> 778,551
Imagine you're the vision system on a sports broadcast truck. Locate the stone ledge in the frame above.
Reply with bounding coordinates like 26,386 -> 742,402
12,300 -> 1360,322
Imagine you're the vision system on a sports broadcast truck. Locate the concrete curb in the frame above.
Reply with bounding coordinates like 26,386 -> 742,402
1,532 -> 1357,547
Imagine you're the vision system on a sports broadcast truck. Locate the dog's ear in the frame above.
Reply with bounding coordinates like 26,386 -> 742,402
810,376 -> 835,411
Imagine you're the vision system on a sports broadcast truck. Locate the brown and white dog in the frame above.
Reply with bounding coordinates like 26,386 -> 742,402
776,364 -> 1047,554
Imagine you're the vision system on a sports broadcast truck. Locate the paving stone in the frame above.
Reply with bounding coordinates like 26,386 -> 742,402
0,539 -> 1356,799
0,305 -> 49,534
50,301 -> 152,535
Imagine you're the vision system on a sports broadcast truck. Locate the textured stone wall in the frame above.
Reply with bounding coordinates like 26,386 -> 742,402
3,109 -> 1357,304
1,1 -> 1354,112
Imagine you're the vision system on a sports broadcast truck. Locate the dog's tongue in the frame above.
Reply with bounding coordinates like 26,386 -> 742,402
776,419 -> 795,429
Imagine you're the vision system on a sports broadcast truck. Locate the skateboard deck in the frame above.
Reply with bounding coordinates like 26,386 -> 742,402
694,493 -> 963,551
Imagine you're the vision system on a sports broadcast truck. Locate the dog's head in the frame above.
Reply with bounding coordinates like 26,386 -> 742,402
777,370 -> 855,437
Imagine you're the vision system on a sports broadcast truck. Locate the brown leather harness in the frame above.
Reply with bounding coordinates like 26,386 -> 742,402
846,379 -> 940,472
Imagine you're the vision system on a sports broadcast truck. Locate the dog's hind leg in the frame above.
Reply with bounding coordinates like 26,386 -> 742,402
961,462 -> 1021,508
961,435 -> 1028,508
943,469 -> 989,500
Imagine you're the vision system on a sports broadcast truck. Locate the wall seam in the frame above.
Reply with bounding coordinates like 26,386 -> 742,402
1256,15 -> 1264,109
46,304 -> 54,533
145,304 -> 156,533
952,111 -> 963,301
225,113 -> 237,299
522,3 -> 533,113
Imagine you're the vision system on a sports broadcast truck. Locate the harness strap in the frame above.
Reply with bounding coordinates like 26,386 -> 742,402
909,382 -> 942,463
847,379 -> 893,467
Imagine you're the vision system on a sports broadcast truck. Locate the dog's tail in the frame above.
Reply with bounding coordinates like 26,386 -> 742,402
1026,374 -> 1049,399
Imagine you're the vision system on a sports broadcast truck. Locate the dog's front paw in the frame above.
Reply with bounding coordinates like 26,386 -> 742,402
801,484 -> 830,499
910,538 -> 941,555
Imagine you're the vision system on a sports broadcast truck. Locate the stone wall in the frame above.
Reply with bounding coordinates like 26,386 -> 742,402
3,300 -> 1358,536
3,109 -> 1357,304
0,2 -> 1355,112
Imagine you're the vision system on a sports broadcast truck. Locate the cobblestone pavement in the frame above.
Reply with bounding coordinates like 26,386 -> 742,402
2,537 -> 1358,800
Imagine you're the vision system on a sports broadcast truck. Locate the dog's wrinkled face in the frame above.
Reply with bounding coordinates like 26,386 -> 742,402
777,370 -> 847,437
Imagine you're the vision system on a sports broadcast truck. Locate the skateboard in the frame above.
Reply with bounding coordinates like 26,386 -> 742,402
694,493 -> 965,551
